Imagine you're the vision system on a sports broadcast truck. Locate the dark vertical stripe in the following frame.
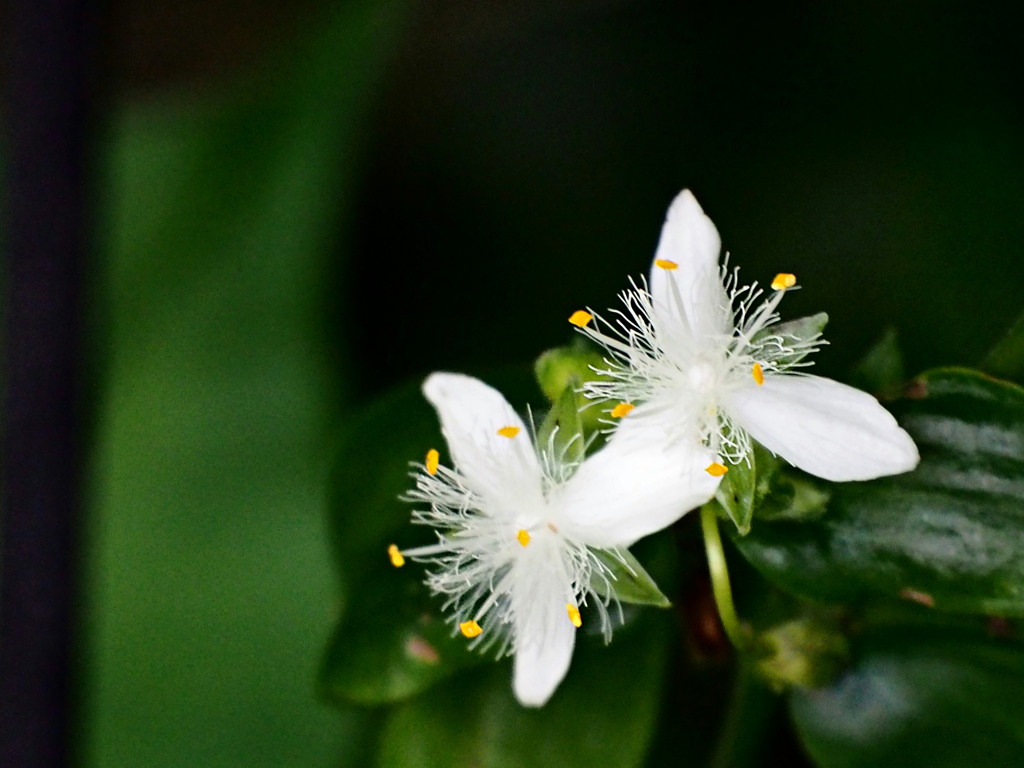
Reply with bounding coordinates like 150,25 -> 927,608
2,0 -> 96,765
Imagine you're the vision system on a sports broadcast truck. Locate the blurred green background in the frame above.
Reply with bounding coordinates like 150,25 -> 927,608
76,1 -> 1024,766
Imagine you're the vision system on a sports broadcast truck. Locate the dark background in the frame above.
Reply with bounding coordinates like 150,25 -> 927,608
346,0 -> 1024,395
94,0 -> 1024,392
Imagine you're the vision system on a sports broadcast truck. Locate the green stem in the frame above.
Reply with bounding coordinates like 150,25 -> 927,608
700,504 -> 747,651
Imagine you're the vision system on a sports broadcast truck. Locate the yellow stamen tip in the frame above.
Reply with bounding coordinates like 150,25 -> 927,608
752,363 -> 765,386
610,402 -> 635,419
771,272 -> 797,290
566,604 -> 582,628
654,259 -> 679,270
425,448 -> 440,475
459,620 -> 483,638
568,310 -> 593,328
388,544 -> 405,568
497,425 -> 520,438
705,462 -> 729,477
517,529 -> 531,547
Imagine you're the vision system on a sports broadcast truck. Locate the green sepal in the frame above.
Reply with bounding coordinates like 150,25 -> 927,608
752,311 -> 828,366
709,443 -> 783,535
534,342 -> 608,435
713,456 -> 757,535
534,341 -> 607,402
763,311 -> 829,342
589,547 -> 672,608
535,378 -> 587,465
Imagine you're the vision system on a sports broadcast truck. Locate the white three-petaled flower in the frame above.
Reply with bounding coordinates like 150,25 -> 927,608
392,372 -> 712,707
572,189 -> 919,484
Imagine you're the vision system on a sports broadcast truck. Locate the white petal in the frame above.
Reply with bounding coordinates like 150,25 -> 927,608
725,375 -> 920,482
422,373 -> 543,504
511,572 -> 576,707
555,412 -> 721,547
649,190 -> 730,340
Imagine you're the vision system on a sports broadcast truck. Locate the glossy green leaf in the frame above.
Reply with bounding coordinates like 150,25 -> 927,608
378,612 -> 673,768
320,379 -> 476,705
319,569 -> 483,706
734,368 -> 1024,616
791,627 -> 1024,768
982,306 -> 1024,384
752,472 -> 831,524
590,547 -> 671,608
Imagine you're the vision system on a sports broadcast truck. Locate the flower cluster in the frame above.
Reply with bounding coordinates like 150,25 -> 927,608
390,190 -> 919,707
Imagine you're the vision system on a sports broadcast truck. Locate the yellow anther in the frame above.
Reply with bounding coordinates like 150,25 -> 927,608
388,544 -> 405,568
459,620 -> 483,638
517,529 -> 531,547
654,259 -> 679,270
566,604 -> 582,628
752,363 -> 765,386
705,462 -> 729,477
610,402 -> 635,418
568,310 -> 593,328
425,448 -> 440,475
771,272 -> 797,290
497,426 -> 520,438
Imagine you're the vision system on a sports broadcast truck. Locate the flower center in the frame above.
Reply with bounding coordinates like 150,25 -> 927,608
686,359 -> 719,395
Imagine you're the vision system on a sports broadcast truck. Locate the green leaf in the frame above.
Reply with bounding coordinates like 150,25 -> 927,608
849,327 -> 906,400
981,305 -> 1024,384
319,380 -> 473,705
590,547 -> 671,608
752,471 -> 831,524
377,611 -> 673,768
790,627 -> 1024,768
734,368 -> 1024,616
319,571 -> 483,706
85,3 -> 410,766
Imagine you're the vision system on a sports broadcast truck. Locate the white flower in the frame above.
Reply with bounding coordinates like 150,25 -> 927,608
572,189 -> 919,483
392,372 -> 714,707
